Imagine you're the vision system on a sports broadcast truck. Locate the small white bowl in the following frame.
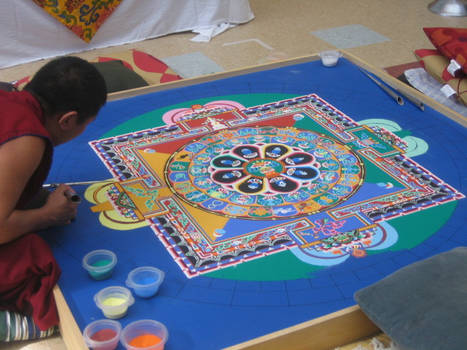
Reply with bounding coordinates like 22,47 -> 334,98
319,50 -> 342,67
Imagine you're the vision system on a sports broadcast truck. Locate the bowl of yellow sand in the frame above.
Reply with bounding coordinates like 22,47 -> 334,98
94,286 -> 135,319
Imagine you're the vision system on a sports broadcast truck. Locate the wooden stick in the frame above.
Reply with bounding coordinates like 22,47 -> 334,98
223,305 -> 380,350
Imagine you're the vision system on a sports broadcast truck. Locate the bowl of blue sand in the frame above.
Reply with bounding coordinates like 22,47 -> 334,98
126,266 -> 165,298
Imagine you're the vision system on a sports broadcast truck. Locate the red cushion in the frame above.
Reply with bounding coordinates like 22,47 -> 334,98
97,49 -> 182,85
423,27 -> 467,74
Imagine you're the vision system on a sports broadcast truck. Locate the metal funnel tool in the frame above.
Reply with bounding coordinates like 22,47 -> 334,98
428,0 -> 467,16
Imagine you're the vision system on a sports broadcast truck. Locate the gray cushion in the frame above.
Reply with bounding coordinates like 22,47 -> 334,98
354,247 -> 467,350
91,60 -> 148,93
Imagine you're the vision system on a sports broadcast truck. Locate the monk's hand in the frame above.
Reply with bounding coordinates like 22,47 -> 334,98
43,184 -> 79,226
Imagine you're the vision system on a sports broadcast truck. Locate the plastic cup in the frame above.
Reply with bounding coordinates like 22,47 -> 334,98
83,319 -> 121,350
319,50 -> 342,67
94,286 -> 135,319
125,266 -> 165,298
120,320 -> 168,350
83,249 -> 117,280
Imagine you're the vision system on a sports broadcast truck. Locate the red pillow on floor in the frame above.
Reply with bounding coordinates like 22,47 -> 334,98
97,49 -> 182,85
423,27 -> 467,75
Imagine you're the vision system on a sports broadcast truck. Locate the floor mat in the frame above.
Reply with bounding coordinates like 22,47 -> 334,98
311,24 -> 389,49
162,51 -> 224,78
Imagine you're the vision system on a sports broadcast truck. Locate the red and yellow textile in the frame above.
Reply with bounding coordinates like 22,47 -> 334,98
415,48 -> 467,105
14,50 -> 182,90
96,49 -> 183,85
423,27 -> 467,75
32,0 -> 123,42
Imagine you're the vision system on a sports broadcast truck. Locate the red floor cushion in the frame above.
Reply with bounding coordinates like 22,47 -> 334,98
423,27 -> 467,75
96,49 -> 182,85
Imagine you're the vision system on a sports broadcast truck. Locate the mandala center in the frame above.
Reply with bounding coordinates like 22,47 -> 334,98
166,126 -> 365,220
246,159 -> 283,178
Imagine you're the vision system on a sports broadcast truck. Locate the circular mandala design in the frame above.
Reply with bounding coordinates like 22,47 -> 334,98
165,126 -> 364,220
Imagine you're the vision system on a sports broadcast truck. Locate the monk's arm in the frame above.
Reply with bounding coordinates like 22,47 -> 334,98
0,136 -> 76,244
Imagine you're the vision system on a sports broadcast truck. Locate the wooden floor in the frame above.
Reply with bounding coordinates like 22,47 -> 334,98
1,0 -> 465,349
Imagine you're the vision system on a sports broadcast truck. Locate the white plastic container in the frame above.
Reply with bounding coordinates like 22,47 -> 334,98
83,319 -> 121,350
120,320 -> 169,350
319,50 -> 342,67
126,266 -> 165,298
82,249 -> 117,280
94,286 -> 135,319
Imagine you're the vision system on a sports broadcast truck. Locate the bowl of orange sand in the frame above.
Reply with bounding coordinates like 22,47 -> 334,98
120,320 -> 168,350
